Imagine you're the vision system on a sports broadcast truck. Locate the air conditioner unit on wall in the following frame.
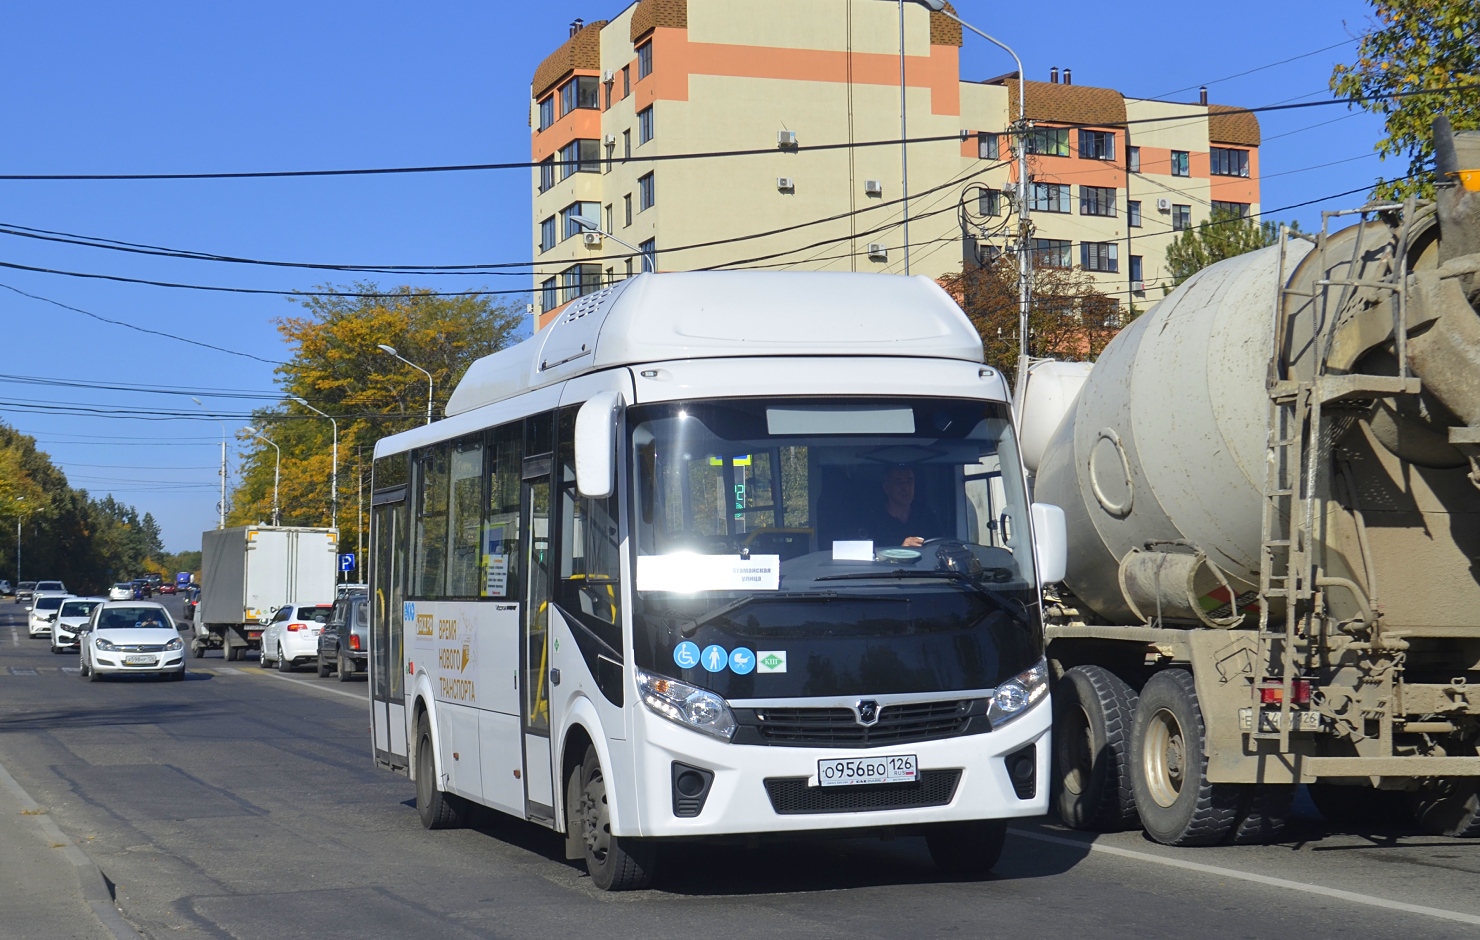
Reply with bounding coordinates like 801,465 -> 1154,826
604,133 -> 616,146
777,177 -> 795,192
602,70 -> 614,83
864,179 -> 883,196
1156,198 -> 1172,211
1132,280 -> 1145,292
777,130 -> 798,148
582,232 -> 602,246
867,243 -> 888,262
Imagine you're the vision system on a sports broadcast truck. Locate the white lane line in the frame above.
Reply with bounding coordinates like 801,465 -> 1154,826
245,668 -> 369,703
9,627 -> 17,646
1009,828 -> 1480,927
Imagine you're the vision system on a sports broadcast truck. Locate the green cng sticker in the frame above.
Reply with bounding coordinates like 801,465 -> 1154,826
757,651 -> 787,674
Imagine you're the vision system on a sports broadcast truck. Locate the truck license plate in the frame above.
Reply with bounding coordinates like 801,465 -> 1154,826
125,655 -> 156,665
818,754 -> 918,787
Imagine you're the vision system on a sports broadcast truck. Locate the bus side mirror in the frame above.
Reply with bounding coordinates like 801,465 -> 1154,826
1031,503 -> 1067,584
575,391 -> 623,499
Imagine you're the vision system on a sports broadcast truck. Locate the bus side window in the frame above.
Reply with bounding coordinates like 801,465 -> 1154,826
412,442 -> 451,598
446,435 -> 484,597
482,422 -> 523,599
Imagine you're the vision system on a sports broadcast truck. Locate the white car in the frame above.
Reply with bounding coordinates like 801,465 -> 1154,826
34,580 -> 66,595
28,593 -> 69,638
78,601 -> 185,681
258,603 -> 333,672
108,582 -> 136,601
51,597 -> 106,653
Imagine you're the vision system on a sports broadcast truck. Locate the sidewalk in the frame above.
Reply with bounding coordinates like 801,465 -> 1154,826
0,758 -> 136,940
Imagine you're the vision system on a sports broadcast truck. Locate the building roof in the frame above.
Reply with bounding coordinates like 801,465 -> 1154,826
1005,79 -> 1127,127
445,272 -> 985,417
531,20 -> 608,100
1207,104 -> 1261,146
631,0 -> 686,41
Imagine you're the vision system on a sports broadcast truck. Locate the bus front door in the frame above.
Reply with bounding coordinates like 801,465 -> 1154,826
520,456 -> 556,819
370,494 -> 410,770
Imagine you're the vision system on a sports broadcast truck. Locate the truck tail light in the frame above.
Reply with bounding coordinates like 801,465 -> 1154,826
1259,680 -> 1313,705
350,635 -> 361,651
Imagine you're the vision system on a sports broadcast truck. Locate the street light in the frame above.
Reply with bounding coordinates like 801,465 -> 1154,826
192,397 -> 227,529
290,397 -> 338,529
570,215 -> 654,273
377,344 -> 435,425
246,427 -> 280,527
12,496 -> 23,584
902,0 -> 1032,411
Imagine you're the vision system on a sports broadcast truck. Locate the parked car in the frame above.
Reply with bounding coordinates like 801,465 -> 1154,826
14,581 -> 35,605
28,593 -> 69,638
108,582 -> 135,601
35,580 -> 66,595
0,579 -> 10,595
317,593 -> 369,681
258,603 -> 333,672
78,601 -> 185,681
51,597 -> 105,653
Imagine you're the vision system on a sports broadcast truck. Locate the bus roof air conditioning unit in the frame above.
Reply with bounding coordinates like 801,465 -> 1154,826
1156,198 -> 1172,211
867,243 -> 888,261
864,179 -> 883,196
777,177 -> 795,192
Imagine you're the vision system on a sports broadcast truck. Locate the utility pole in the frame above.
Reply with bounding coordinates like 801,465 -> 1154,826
357,444 -> 364,576
897,0 -> 911,275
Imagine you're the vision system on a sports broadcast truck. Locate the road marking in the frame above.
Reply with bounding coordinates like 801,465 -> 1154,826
246,669 -> 369,703
60,667 -> 79,676
1009,828 -> 1480,927
9,667 -> 37,676
9,627 -> 17,646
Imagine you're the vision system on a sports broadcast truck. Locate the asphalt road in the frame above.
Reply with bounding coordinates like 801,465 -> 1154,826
3,599 -> 1480,939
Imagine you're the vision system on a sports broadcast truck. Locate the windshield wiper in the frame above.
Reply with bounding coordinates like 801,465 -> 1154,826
813,569 -> 1027,622
679,591 -> 898,637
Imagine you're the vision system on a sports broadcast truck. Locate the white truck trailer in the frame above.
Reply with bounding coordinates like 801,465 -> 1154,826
195,525 -> 339,661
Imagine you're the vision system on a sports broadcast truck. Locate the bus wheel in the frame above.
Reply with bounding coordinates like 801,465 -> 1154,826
924,820 -> 1007,876
573,745 -> 654,890
1130,669 -> 1240,846
415,713 -> 465,830
1053,665 -> 1139,831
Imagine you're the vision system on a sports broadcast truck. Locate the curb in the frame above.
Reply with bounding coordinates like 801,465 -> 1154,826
0,757 -> 146,940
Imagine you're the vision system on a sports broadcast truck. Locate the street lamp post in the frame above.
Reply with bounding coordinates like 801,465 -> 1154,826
377,345 -> 435,425
291,397 -> 338,530
192,397 -> 227,529
572,212 -> 654,273
13,496 -> 23,584
246,427 -> 281,527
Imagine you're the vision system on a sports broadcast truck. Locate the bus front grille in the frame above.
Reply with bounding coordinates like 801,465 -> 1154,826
763,770 -> 962,814
738,699 -> 985,747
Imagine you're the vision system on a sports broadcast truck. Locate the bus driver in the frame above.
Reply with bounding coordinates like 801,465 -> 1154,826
862,466 -> 944,547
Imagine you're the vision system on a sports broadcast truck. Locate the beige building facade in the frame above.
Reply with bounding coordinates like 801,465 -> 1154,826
528,0 -> 1261,325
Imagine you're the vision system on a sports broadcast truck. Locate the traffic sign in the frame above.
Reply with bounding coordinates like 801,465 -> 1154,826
339,553 -> 356,572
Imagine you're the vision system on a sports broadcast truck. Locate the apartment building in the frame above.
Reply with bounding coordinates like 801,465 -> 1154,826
529,0 -> 1260,323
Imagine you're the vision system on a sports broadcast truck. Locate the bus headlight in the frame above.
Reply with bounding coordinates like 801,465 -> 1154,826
988,658 -> 1049,727
636,668 -> 737,741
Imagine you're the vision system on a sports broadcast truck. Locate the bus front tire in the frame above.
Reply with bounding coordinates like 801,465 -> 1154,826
415,714 -> 465,830
924,819 -> 1007,876
572,745 -> 654,891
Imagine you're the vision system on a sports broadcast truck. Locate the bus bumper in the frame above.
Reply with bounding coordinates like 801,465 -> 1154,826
626,695 -> 1051,838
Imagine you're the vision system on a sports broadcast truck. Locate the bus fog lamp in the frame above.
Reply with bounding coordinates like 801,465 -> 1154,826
987,659 -> 1049,727
637,668 -> 737,741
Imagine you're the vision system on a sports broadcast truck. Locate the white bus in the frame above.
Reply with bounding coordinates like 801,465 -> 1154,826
367,272 -> 1065,890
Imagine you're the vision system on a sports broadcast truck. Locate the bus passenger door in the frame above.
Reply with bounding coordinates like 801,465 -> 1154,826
370,492 -> 410,770
520,454 -> 556,818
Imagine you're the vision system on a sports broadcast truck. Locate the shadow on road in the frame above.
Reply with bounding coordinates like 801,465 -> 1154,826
0,701 -> 232,734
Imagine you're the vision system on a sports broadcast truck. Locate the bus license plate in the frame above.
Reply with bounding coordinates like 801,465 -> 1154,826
818,754 -> 918,787
125,655 -> 156,665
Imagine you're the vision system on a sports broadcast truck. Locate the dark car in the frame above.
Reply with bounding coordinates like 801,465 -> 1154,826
131,579 -> 152,599
182,585 -> 200,621
14,581 -> 36,605
317,593 -> 368,682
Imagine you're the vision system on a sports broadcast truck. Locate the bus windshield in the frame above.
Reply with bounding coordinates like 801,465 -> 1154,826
629,397 -> 1041,698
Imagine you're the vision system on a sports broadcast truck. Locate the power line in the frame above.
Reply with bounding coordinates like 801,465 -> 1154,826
1149,39 -> 1358,99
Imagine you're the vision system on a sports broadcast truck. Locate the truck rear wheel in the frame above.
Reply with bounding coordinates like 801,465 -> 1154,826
1130,669 -> 1240,846
1410,778 -> 1480,837
1308,782 -> 1410,827
1229,784 -> 1296,844
1052,665 -> 1139,831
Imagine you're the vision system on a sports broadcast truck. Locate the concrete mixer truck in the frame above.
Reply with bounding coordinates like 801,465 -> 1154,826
1021,118 -> 1480,847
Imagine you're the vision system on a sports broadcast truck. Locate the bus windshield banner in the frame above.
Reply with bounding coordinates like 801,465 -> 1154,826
636,553 -> 780,593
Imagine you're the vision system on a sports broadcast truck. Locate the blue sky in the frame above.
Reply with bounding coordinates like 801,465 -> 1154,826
0,1 -> 1391,550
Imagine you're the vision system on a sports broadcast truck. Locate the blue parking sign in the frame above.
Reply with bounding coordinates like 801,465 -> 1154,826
339,553 -> 356,572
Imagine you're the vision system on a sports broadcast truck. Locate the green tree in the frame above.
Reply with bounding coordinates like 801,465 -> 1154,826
1164,207 -> 1291,286
1331,0 -> 1480,200
229,284 -> 526,555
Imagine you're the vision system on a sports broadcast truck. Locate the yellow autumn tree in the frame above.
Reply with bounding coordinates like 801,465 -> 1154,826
228,284 -> 526,558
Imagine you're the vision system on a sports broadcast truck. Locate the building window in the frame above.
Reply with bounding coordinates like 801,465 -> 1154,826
538,157 -> 555,193
639,172 -> 655,211
604,81 -> 612,110
978,189 -> 1001,216
637,41 -> 653,79
1210,147 -> 1250,178
1130,255 -> 1144,284
1080,185 -> 1117,217
538,96 -> 555,131
604,203 -> 613,233
1171,150 -> 1190,177
1081,241 -> 1119,273
624,257 -> 634,278
1026,127 -> 1070,157
637,106 -> 654,144
1030,238 -> 1072,269
558,139 -> 600,179
1029,182 -> 1071,213
1172,204 -> 1192,231
1211,200 -> 1251,218
1128,146 -> 1140,173
622,65 -> 630,97
623,129 -> 631,160
1078,129 -> 1115,161
561,263 -> 603,304
540,277 -> 558,313
1128,200 -> 1142,227
560,202 -> 599,240
539,216 -> 557,253
978,133 -> 999,160
623,194 -> 632,227
639,238 -> 656,272
560,76 -> 599,115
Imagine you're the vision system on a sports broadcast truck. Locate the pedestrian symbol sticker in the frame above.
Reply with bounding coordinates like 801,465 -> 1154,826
701,644 -> 729,673
757,650 -> 787,673
673,641 -> 700,669
729,647 -> 755,675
